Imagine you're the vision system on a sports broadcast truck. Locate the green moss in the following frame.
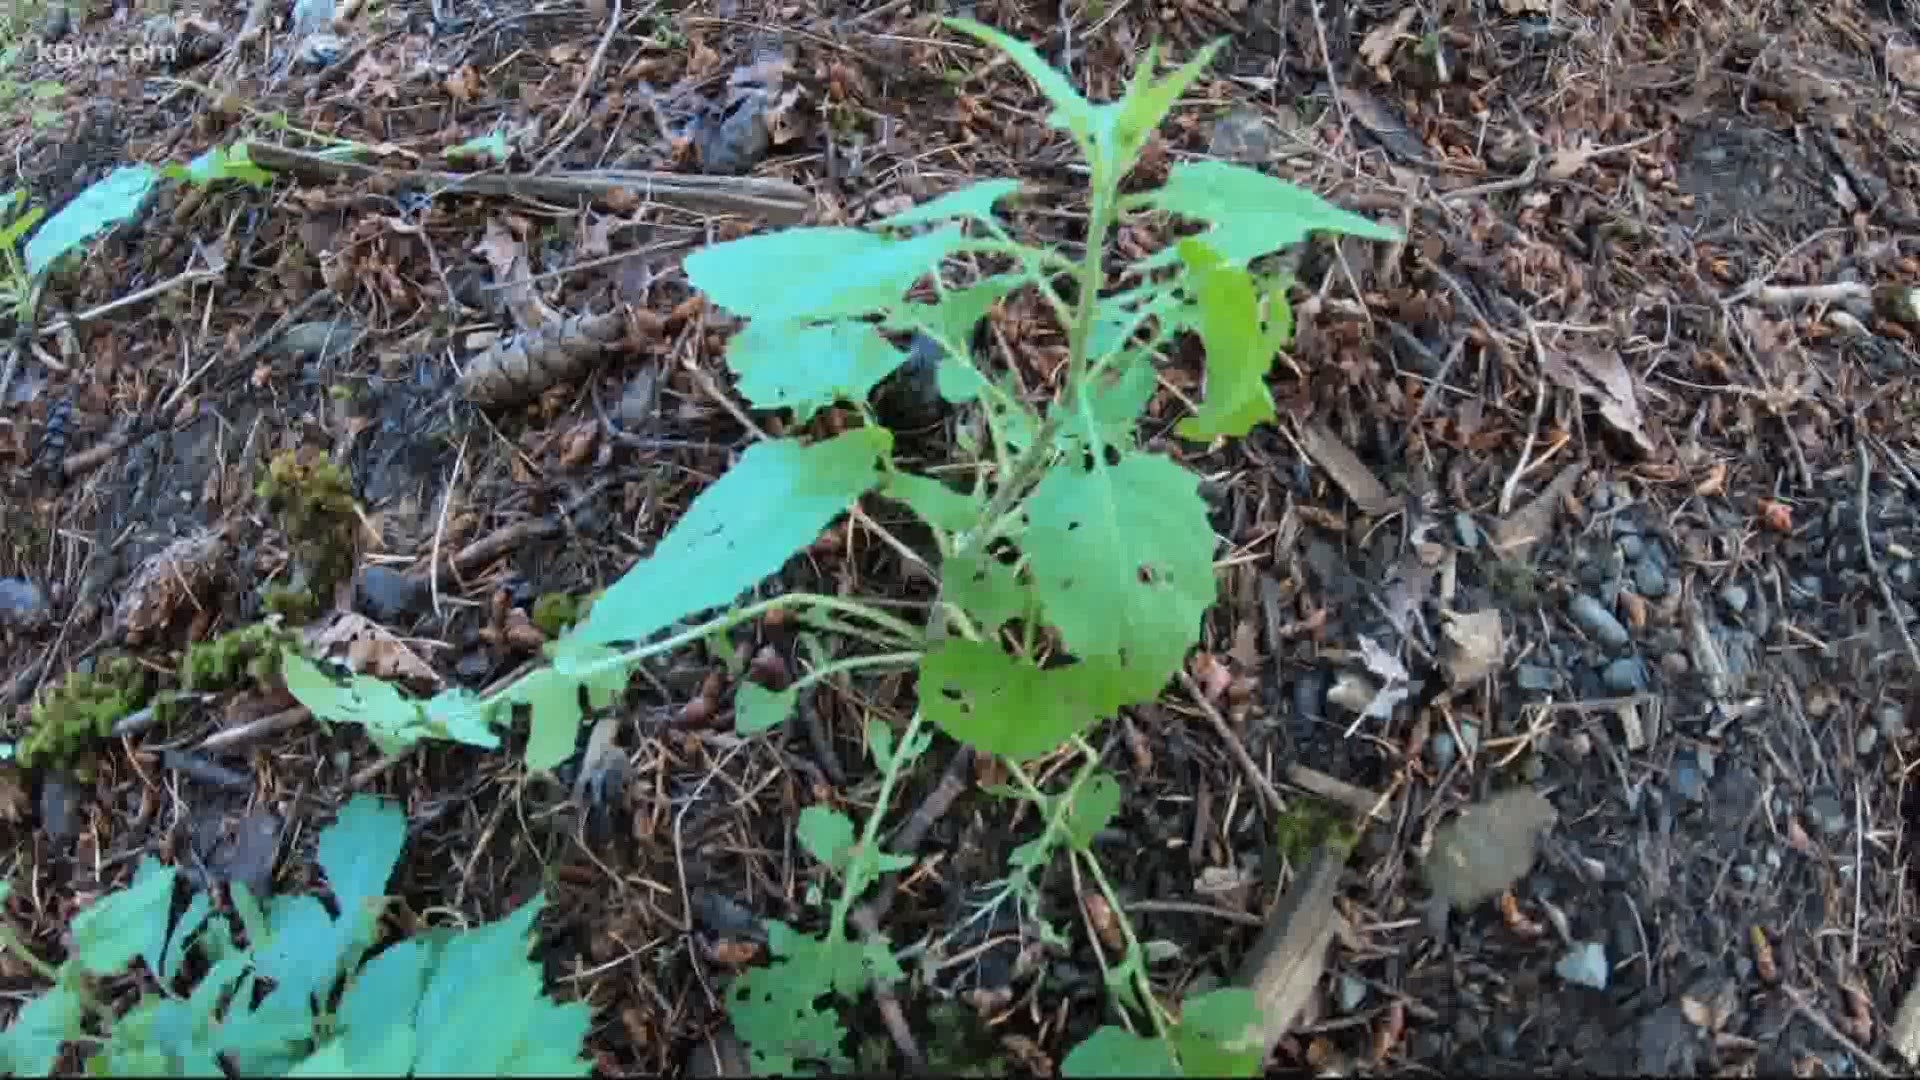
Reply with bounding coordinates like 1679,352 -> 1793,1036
256,449 -> 358,613
530,593 -> 581,637
1272,799 -> 1358,866
1484,559 -> 1540,609
18,654 -> 152,771
180,622 -> 295,692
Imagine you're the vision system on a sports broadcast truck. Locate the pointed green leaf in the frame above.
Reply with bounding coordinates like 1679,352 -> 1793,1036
944,19 -> 1095,153
568,428 -> 893,650
280,650 -> 431,755
1173,239 -> 1276,441
727,318 -> 908,423
1064,771 -> 1121,852
685,225 -> 965,322
917,639 -> 1099,758
514,666 -> 587,772
875,179 -> 1022,228
1109,39 -> 1224,168
1174,987 -> 1264,1077
1134,161 -> 1401,266
26,164 -> 159,277
1023,451 -> 1216,669
735,681 -> 798,735
72,859 -> 176,976
884,471 -> 981,534
319,795 -> 405,956
941,549 -> 1035,634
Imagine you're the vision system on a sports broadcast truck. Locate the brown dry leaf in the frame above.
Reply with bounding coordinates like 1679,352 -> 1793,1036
1297,419 -> 1395,515
1889,42 -> 1920,87
1441,609 -> 1504,687
1358,6 -> 1417,71
1424,788 -> 1558,909
1491,461 -> 1584,560
1538,348 -> 1653,454
444,65 -> 481,103
473,218 -> 558,331
306,610 -> 441,687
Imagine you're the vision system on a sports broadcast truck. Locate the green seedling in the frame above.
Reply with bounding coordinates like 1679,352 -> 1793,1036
281,19 -> 1400,1076
0,794 -> 592,1075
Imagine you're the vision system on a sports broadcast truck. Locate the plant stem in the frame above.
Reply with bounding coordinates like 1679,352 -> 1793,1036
790,651 -> 922,694
0,923 -> 61,983
827,709 -> 929,944
1071,735 -> 1173,1041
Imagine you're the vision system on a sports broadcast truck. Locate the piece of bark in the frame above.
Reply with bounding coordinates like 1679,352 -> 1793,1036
1893,972 -> 1920,1066
1234,844 -> 1345,1060
1490,461 -> 1583,560
1295,418 -> 1395,516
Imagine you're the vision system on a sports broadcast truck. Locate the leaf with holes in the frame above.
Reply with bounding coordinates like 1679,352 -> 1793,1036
941,550 -> 1036,636
917,639 -> 1100,758
726,318 -> 909,424
1022,451 -> 1217,695
884,472 -> 981,535
567,428 -> 893,652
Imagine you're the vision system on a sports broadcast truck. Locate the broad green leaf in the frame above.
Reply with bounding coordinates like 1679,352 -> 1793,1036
26,163 -> 159,277
796,805 -> 856,872
897,273 -> 1024,353
685,225 -> 965,323
334,939 -> 432,1071
726,318 -> 907,423
1064,771 -> 1121,851
917,639 -> 1098,758
884,471 -> 981,534
1133,161 -> 1401,266
513,666 -> 587,772
2,982 -> 85,1077
569,428 -> 893,651
71,859 -> 176,976
319,795 -> 405,958
936,353 -> 989,403
944,19 -> 1096,156
727,958 -> 849,1073
1173,240 -> 1276,441
160,892 -> 212,983
413,895 -> 591,1076
128,857 -> 180,981
735,681 -> 798,735
251,894 -> 340,1007
1062,1025 -> 1179,1078
875,179 -> 1022,228
1068,354 -> 1159,452
1173,987 -> 1264,1077
1023,450 -> 1216,674
423,686 -> 499,749
941,549 -> 1035,634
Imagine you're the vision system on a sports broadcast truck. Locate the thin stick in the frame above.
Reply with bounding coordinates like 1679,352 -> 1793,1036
1858,444 -> 1920,672
534,0 -> 623,174
1180,670 -> 1284,815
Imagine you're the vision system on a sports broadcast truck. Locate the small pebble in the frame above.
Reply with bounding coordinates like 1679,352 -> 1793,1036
1602,656 -> 1649,694
1428,732 -> 1458,772
1619,534 -> 1645,560
1569,593 -> 1631,648
1658,652 -> 1690,680
1734,864 -> 1757,885
0,577 -> 49,629
1857,725 -> 1879,757
1555,940 -> 1610,989
1719,584 -> 1749,614
1337,974 -> 1368,1012
1880,704 -> 1907,738
1672,751 -> 1706,802
354,566 -> 429,624
1633,559 -> 1668,598
1805,791 -> 1848,838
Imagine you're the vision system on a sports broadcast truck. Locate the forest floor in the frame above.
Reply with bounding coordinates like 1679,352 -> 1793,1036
1,0 -> 1918,1073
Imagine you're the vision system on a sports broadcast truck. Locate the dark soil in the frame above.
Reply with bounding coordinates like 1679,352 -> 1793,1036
0,0 -> 1917,1074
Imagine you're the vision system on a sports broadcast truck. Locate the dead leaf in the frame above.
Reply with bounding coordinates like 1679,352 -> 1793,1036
1538,348 -> 1653,454
1229,622 -> 1261,668
306,610 -> 441,688
1491,461 -> 1585,560
579,214 -> 616,259
1890,42 -> 1920,87
1336,635 -> 1411,727
1423,788 -> 1558,909
1890,972 -> 1920,1066
1297,419 -> 1395,515
1441,609 -> 1504,687
473,218 -> 558,331
1358,7 -> 1417,71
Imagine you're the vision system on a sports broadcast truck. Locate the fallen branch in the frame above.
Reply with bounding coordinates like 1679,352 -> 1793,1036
245,143 -> 812,224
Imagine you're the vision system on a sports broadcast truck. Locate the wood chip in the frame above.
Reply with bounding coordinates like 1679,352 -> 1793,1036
1295,419 -> 1395,516
1440,608 -> 1504,687
1235,844 -> 1345,1061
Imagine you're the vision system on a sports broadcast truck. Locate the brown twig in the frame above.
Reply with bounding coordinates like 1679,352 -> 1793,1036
1857,445 -> 1920,673
1179,670 -> 1284,815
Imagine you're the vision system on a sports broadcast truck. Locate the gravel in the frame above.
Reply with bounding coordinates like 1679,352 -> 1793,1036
1569,593 -> 1631,648
1603,656 -> 1650,694
1555,940 -> 1610,989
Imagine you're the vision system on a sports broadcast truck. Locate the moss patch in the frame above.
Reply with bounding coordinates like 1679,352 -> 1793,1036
18,654 -> 153,771
256,448 -> 358,613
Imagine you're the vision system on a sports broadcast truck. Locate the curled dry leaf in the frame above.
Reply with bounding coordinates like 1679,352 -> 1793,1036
114,523 -> 235,642
473,217 -> 559,331
1296,418 -> 1395,515
304,609 -> 441,688
459,308 -> 629,407
1538,348 -> 1653,454
1441,608 -> 1504,687
1358,6 -> 1417,71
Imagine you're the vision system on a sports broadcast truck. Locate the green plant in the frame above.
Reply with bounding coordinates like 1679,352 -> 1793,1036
0,794 -> 593,1075
15,654 -> 151,771
179,621 -> 296,692
281,19 -> 1398,1076
0,187 -> 44,323
257,449 -> 359,616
